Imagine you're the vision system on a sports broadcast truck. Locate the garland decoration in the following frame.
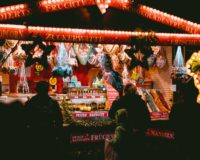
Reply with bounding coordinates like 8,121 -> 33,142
64,109 -> 114,128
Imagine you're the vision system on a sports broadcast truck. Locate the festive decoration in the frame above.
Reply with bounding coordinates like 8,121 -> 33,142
35,63 -> 44,72
3,24 -> 200,45
95,0 -> 111,14
147,54 -> 156,67
52,43 -> 73,77
172,46 -> 188,81
0,4 -> 30,21
118,45 -> 131,64
65,110 -> 114,127
0,1 -> 200,34
136,4 -> 200,34
12,42 -> 27,68
39,0 -> 132,13
64,43 -> 78,67
131,71 -> 139,80
186,51 -> 200,103
74,43 -> 93,65
0,39 -> 19,73
124,33 -> 157,70
0,40 -> 18,64
21,36 -> 55,68
151,46 -> 161,55
49,76 -> 57,86
18,62 -> 29,94
156,55 -> 166,69
100,54 -> 123,96
0,50 -> 7,64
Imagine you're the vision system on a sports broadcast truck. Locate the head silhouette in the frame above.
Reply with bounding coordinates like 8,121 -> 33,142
115,108 -> 128,125
124,83 -> 137,96
35,81 -> 49,95
180,78 -> 199,103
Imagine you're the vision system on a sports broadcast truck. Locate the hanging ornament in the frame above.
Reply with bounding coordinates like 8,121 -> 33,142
156,55 -> 166,69
52,43 -> 73,77
35,64 -> 44,72
64,43 -> 78,67
18,62 -> 29,94
131,71 -> 139,81
94,44 -> 105,67
12,42 -> 27,68
95,0 -> 111,14
49,76 -> 57,86
151,46 -> 161,55
21,36 -> 55,68
147,54 -> 156,67
100,54 -> 123,96
122,64 -> 129,79
118,45 -> 131,64
0,39 -> 19,71
88,53 -> 98,66
0,50 -> 7,64
1,49 -> 18,75
74,43 -> 93,65
172,46 -> 188,81
122,64 -> 130,85
34,63 -> 44,76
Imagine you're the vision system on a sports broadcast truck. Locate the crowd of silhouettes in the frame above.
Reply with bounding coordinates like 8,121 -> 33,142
0,81 -> 65,160
1,79 -> 200,160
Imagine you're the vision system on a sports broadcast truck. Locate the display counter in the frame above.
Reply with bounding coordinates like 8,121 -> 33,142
0,85 -> 174,143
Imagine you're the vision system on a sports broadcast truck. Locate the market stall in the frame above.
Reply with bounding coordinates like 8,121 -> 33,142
0,40 -> 173,136
1,0 -> 200,159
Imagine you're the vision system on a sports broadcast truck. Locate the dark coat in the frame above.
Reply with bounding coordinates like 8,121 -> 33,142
169,101 -> 200,159
109,94 -> 150,135
25,94 -> 64,159
25,94 -> 63,129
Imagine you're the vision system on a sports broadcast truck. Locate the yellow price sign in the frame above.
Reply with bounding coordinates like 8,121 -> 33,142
49,77 -> 57,86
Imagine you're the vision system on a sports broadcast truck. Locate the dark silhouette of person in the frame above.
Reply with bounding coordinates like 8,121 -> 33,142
109,83 -> 150,159
170,78 -> 200,160
0,100 -> 28,160
109,108 -> 135,160
25,81 -> 64,159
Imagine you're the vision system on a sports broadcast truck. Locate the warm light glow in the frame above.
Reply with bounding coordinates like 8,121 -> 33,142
0,4 -> 29,21
186,51 -> 200,103
137,4 -> 200,34
2,23 -> 200,45
95,0 -> 111,14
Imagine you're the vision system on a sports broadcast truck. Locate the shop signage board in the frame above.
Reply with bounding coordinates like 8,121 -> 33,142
70,129 -> 174,144
73,111 -> 108,118
70,133 -> 114,144
146,128 -> 175,140
150,112 -> 169,121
